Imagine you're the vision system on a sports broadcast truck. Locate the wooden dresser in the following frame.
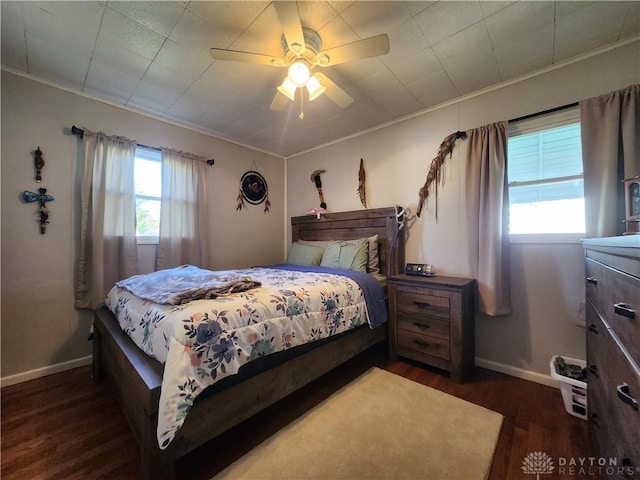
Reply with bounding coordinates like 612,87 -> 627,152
387,274 -> 475,383
583,236 -> 640,475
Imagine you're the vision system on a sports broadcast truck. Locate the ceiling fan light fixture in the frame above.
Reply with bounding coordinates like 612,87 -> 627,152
287,60 -> 310,87
277,77 -> 297,101
306,75 -> 326,101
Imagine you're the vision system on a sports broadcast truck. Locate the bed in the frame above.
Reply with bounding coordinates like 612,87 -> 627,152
92,207 -> 405,479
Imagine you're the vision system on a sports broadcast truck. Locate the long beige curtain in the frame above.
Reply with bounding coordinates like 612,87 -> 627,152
156,148 -> 209,270
465,121 -> 512,316
581,84 -> 640,238
75,131 -> 138,309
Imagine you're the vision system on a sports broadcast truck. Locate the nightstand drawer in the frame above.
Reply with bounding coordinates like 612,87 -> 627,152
396,289 -> 450,320
398,330 -> 450,360
397,313 -> 449,340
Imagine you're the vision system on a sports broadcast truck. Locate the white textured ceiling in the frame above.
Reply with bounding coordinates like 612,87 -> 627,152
2,1 -> 639,157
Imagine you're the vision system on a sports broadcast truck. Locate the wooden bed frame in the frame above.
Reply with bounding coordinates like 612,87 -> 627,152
92,207 -> 405,479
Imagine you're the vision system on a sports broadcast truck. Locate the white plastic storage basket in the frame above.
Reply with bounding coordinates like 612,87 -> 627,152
550,355 -> 587,420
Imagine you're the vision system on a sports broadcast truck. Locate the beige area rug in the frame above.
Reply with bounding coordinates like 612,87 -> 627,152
214,367 -> 503,480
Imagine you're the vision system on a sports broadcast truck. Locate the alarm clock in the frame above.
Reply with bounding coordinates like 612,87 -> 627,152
405,263 -> 435,277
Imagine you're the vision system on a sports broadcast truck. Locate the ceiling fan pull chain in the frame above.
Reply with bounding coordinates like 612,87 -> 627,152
299,90 -> 304,120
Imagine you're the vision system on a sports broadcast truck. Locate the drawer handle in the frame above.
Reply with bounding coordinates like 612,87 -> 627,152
590,412 -> 599,428
588,365 -> 599,377
588,324 -> 599,334
586,277 -> 598,285
413,301 -> 430,309
616,383 -> 638,411
614,302 -> 635,319
414,339 -> 431,348
413,322 -> 431,330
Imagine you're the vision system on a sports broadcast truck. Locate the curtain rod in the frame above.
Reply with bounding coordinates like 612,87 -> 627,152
71,125 -> 215,166
510,101 -> 579,123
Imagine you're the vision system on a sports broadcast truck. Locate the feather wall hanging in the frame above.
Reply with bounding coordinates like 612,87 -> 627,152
416,131 -> 467,219
310,170 -> 327,209
357,158 -> 367,208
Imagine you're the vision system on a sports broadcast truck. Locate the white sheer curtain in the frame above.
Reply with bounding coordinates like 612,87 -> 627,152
156,148 -> 209,270
75,130 -> 138,309
581,84 -> 640,237
464,121 -> 512,316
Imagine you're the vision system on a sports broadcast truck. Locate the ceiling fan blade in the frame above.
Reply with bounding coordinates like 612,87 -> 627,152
273,1 -> 305,56
270,91 -> 289,111
316,34 -> 390,67
210,48 -> 285,67
315,73 -> 353,108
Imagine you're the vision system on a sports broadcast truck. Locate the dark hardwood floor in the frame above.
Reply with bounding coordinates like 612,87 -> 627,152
2,345 -> 590,479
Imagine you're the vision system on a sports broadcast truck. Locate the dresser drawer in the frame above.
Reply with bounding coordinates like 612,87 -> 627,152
586,248 -> 640,279
585,257 -> 607,314
606,338 -> 640,474
396,288 -> 450,320
587,299 -> 640,472
586,301 -> 615,404
396,312 -> 449,340
606,269 -> 640,366
586,256 -> 640,367
397,329 -> 450,361
587,381 -> 609,458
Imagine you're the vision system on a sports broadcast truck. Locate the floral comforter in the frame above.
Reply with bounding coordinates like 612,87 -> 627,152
104,265 -> 387,449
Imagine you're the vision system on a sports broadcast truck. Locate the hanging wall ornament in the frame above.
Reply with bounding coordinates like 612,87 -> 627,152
357,158 -> 367,208
416,131 -> 467,219
310,170 -> 327,209
236,168 -> 270,213
34,147 -> 45,182
23,188 -> 54,234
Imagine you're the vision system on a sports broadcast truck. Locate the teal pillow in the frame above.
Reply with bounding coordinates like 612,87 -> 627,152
320,238 -> 369,272
285,242 -> 325,266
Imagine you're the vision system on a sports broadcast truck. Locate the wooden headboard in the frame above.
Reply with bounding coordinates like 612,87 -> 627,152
291,207 -> 405,278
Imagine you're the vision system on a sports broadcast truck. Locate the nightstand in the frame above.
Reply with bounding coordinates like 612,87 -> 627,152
388,274 -> 476,383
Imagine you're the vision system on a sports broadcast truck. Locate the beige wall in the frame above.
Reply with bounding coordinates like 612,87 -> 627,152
1,71 -> 285,381
1,40 -> 637,385
286,41 -> 640,383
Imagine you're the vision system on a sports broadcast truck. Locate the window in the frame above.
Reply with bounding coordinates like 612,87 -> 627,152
134,146 -> 162,240
507,107 -> 584,237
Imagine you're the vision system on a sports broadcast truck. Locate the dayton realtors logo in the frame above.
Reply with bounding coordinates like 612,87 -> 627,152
522,452 -> 639,478
522,452 -> 554,479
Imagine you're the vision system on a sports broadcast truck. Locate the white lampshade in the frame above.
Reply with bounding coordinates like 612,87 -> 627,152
306,75 -> 326,101
277,77 -> 297,101
287,61 -> 310,87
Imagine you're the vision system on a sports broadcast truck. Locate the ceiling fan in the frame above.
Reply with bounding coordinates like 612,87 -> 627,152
210,1 -> 390,117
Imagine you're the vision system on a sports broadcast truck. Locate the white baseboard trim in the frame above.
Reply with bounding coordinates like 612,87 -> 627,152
2,355 -> 557,389
1,355 -> 92,388
475,357 -> 559,389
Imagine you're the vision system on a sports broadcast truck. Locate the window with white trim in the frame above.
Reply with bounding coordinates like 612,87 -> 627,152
134,146 -> 162,241
508,107 -> 585,235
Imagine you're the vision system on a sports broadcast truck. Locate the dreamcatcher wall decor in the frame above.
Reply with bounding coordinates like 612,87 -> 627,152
236,162 -> 270,213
